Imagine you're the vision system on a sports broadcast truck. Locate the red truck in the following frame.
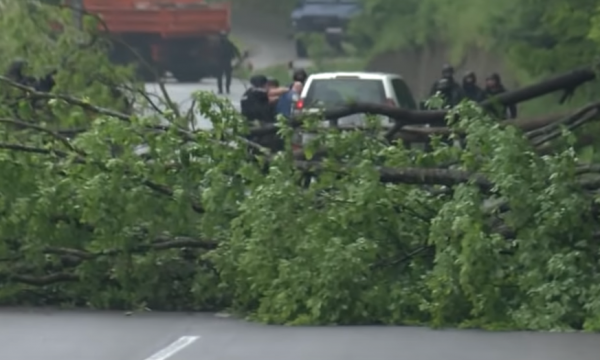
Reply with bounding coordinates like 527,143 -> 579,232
65,0 -> 231,82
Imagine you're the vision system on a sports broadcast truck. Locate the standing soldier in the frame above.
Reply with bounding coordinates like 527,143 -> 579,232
216,31 -> 240,95
461,71 -> 486,102
484,73 -> 517,119
429,64 -> 464,106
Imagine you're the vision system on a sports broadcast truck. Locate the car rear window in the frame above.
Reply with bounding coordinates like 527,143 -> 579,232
304,78 -> 386,108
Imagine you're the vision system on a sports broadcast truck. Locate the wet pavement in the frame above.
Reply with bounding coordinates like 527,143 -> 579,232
0,308 -> 598,360
144,79 -> 246,129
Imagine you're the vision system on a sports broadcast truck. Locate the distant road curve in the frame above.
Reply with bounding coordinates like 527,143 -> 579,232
1,308 -> 599,360
230,5 -> 312,70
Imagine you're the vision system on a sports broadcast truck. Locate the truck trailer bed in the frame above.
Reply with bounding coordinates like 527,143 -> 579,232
83,0 -> 230,36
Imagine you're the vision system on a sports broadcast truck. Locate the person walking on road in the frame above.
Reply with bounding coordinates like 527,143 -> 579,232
216,31 -> 241,95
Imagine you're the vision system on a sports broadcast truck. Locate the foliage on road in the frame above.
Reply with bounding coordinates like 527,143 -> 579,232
3,1 -> 600,332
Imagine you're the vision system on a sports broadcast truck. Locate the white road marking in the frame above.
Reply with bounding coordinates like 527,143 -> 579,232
143,336 -> 200,360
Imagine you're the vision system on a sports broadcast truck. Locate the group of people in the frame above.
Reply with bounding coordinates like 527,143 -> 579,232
240,68 -> 308,124
430,64 -> 517,119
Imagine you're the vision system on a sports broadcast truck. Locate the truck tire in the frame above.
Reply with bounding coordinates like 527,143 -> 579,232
295,39 -> 308,58
171,67 -> 205,83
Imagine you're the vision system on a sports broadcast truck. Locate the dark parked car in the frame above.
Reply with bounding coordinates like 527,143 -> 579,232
290,0 -> 362,58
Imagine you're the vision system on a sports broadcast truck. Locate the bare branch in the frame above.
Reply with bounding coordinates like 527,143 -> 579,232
0,76 -> 131,120
0,117 -> 83,154
0,272 -> 79,286
44,235 -> 217,260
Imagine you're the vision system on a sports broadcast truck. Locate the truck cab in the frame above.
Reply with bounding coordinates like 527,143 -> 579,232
290,0 -> 362,58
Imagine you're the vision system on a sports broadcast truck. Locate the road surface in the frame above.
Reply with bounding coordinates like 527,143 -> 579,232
0,308 -> 598,360
144,80 -> 245,129
230,5 -> 299,70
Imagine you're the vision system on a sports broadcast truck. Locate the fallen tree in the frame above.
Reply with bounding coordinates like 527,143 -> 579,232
3,0 -> 600,331
248,64 -> 600,152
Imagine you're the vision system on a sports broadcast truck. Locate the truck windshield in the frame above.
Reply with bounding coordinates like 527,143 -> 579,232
304,78 -> 386,107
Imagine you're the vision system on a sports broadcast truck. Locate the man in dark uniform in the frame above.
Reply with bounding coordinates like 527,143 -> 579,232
484,73 -> 517,119
291,68 -> 308,85
430,64 -> 461,95
429,64 -> 464,107
241,75 -> 291,151
433,78 -> 463,108
216,31 -> 241,94
241,75 -> 293,123
241,75 -> 271,122
6,59 -> 37,87
462,71 -> 486,102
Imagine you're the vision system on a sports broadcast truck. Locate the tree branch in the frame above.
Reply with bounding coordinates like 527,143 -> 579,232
43,235 -> 217,260
294,161 -> 493,189
0,76 -> 131,120
1,235 -> 217,286
0,117 -> 82,154
0,141 -> 205,213
0,272 -> 79,286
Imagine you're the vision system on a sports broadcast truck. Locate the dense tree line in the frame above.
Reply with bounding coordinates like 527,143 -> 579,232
2,1 -> 600,331
350,0 -> 600,77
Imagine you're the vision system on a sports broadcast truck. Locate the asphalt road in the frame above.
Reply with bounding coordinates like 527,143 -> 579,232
1,308 -> 598,360
144,80 -> 246,129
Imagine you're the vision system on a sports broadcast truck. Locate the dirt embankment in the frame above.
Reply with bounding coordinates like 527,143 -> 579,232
367,42 -> 515,99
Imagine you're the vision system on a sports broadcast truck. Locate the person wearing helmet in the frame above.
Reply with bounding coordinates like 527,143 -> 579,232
429,63 -> 463,106
484,73 -> 516,119
291,68 -> 308,85
461,71 -> 485,102
6,59 -> 36,87
216,30 -> 241,95
241,75 -> 289,123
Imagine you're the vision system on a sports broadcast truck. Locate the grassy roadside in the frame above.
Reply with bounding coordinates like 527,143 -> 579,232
234,33 -> 370,82
252,57 -> 368,83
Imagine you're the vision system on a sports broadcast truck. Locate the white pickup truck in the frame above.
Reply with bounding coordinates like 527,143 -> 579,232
291,71 -> 418,150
